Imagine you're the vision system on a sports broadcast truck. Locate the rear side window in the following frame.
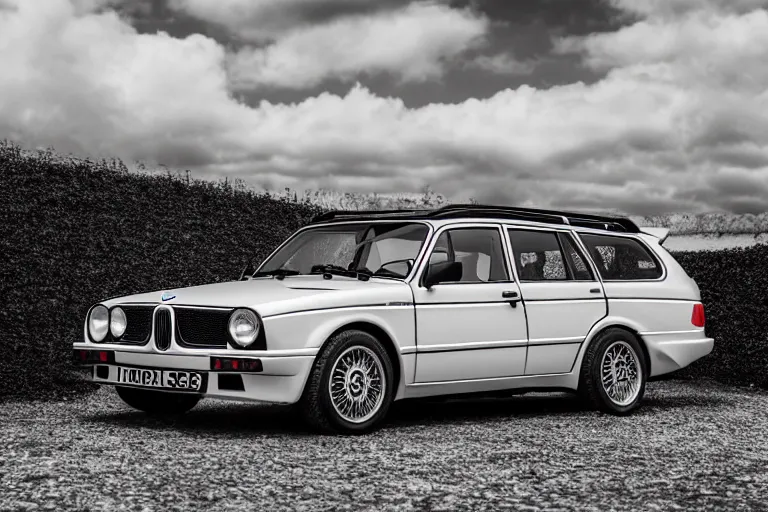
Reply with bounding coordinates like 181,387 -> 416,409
508,230 -> 569,281
559,233 -> 594,281
579,234 -> 663,280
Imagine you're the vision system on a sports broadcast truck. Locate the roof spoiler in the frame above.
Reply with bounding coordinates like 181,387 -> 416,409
639,227 -> 670,244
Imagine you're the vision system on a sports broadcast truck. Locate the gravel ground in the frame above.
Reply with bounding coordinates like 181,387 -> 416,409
1,380 -> 767,512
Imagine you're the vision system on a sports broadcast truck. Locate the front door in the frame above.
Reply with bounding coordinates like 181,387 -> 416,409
411,225 -> 529,382
505,227 -> 608,375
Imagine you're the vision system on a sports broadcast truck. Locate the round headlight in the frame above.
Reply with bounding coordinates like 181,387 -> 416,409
88,305 -> 109,342
110,307 -> 127,338
228,308 -> 260,348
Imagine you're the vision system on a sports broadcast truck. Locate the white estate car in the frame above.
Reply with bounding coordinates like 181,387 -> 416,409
73,205 -> 714,434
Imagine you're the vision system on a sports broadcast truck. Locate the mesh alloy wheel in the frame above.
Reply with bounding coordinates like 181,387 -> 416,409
328,346 -> 386,424
600,340 -> 642,406
300,329 -> 395,434
578,327 -> 647,415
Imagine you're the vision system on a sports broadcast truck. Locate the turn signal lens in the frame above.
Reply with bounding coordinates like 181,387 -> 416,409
72,349 -> 113,365
691,303 -> 705,327
210,357 -> 262,372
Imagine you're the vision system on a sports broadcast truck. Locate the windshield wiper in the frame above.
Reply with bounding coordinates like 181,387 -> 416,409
310,264 -> 371,281
252,268 -> 301,280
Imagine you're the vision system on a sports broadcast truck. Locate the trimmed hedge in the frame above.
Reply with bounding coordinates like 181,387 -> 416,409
0,143 -> 322,399
1,142 -> 765,400
672,246 -> 768,388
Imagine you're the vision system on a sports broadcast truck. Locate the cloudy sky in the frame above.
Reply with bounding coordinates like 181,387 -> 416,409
1,0 -> 768,214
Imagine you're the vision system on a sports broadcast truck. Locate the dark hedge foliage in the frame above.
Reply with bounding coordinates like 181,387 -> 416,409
671,246 -> 768,389
0,143 -> 323,400
1,142 -> 765,400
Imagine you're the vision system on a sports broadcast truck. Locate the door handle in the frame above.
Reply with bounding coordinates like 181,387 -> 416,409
589,288 -> 601,293
501,290 -> 521,308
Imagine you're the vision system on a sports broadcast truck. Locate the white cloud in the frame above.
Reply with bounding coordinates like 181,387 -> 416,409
226,2 -> 489,89
556,8 -> 768,93
1,0 -> 768,214
0,0 -> 245,165
468,52 -> 537,75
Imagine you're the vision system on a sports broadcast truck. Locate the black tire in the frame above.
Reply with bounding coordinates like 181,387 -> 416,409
115,386 -> 201,415
578,328 -> 647,415
300,330 -> 395,435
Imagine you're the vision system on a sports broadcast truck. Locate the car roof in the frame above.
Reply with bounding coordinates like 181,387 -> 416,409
309,204 -> 640,234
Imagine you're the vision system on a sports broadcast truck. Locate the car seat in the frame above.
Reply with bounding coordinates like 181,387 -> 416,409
520,252 -> 546,280
457,252 -> 480,282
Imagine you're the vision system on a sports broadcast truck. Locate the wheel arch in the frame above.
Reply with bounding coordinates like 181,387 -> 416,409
577,318 -> 652,377
317,320 -> 404,398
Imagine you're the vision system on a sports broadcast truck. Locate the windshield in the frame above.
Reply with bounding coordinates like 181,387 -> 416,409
257,222 -> 430,279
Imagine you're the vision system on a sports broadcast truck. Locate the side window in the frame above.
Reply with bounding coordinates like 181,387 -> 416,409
428,228 -> 509,283
579,234 -> 663,280
559,233 -> 594,281
507,230 -> 568,281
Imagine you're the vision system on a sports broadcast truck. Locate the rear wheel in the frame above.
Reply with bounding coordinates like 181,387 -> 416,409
300,330 -> 395,434
115,386 -> 201,415
578,328 -> 647,415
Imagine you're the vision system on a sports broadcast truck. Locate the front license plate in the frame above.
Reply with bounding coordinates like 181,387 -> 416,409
112,366 -> 203,391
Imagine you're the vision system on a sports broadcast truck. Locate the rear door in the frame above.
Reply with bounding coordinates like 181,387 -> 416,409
411,224 -> 529,382
505,227 -> 608,375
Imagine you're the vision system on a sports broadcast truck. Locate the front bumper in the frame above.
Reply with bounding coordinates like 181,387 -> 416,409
73,345 -> 316,404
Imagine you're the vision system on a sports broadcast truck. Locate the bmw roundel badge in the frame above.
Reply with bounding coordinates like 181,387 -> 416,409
161,292 -> 176,301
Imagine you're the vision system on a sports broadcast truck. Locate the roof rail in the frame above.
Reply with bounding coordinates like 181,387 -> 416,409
309,204 -> 639,233
431,204 -> 639,233
429,205 -> 569,226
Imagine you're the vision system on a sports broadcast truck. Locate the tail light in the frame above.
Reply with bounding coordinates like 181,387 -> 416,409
691,303 -> 705,328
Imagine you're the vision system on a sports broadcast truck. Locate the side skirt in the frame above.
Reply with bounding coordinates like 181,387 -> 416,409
401,372 -> 580,400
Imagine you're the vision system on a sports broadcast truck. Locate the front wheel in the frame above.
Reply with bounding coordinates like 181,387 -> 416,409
115,386 -> 201,415
578,328 -> 647,415
300,330 -> 395,434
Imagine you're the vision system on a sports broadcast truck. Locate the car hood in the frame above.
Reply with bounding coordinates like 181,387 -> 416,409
102,276 -> 414,317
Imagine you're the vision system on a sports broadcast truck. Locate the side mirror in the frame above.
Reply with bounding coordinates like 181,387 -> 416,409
424,261 -> 462,289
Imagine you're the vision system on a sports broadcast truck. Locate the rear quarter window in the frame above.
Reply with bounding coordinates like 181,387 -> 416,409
579,234 -> 663,280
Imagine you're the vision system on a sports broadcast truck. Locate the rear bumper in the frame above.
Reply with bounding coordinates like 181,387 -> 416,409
641,332 -> 714,377
73,345 -> 315,404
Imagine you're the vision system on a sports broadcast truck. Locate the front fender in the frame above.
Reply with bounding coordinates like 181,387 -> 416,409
261,305 -> 417,397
